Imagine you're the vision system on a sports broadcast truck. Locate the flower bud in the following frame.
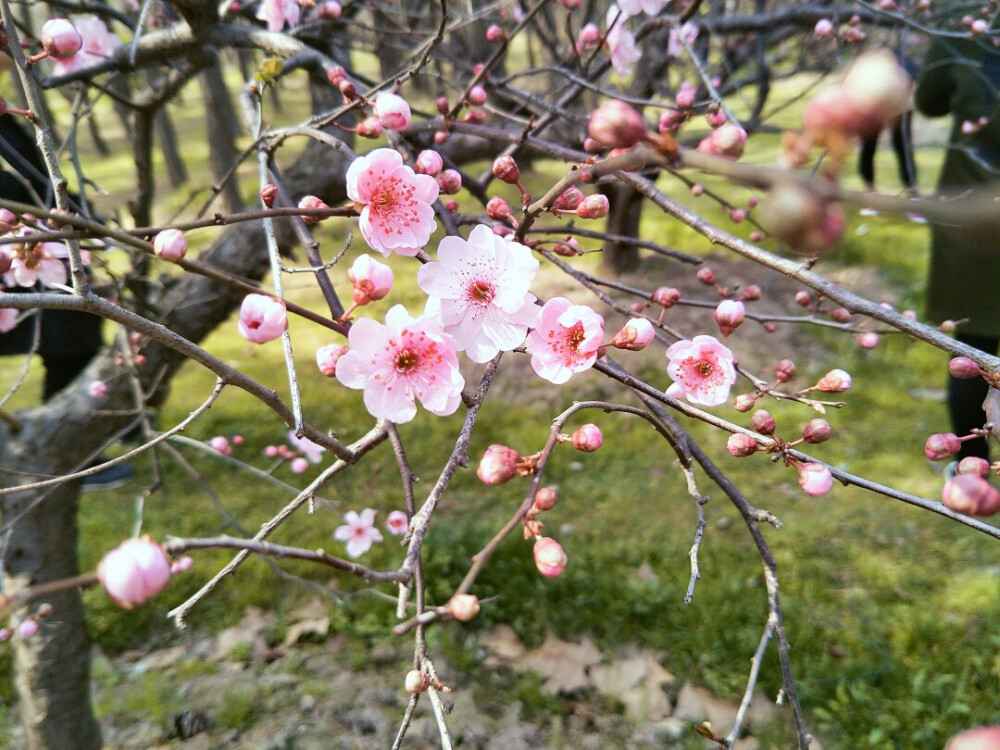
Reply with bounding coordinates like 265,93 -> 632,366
924,433 -> 961,461
534,487 -> 558,511
373,92 -> 411,130
727,432 -> 759,457
41,19 -> 83,59
348,254 -> 394,305
758,182 -> 844,255
153,228 -> 188,262
16,620 -> 39,639
798,463 -> 833,497
816,369 -> 851,393
437,169 -> 462,195
696,124 -> 747,160
492,155 -> 520,185
587,100 -> 647,150
575,194 -> 610,220
477,444 -> 521,485
462,108 -> 487,124
356,117 -> 383,139
259,183 -> 279,207
414,150 -> 443,176
659,109 -> 684,133
714,299 -> 745,336
319,1 -> 342,19
942,475 -> 1000,516
775,359 -> 796,382
446,593 -> 481,622
814,18 -> 835,37
611,317 -> 655,351
298,195 -> 330,224
830,307 -> 852,323
733,393 -> 757,412
468,85 -> 488,105
944,725 -> 1000,750
436,96 -> 450,115
533,537 -> 567,577
949,357 -> 981,379
0,207 -> 17,233
706,111 -> 727,128
741,284 -> 762,301
751,410 -> 775,435
486,24 -> 506,43
405,670 -> 430,694
238,294 -> 288,344
486,196 -> 512,221
675,82 -> 696,109
956,456 -> 991,479
97,537 -> 172,609
552,237 -> 580,256
571,424 -> 603,452
290,457 -> 309,474
696,267 -> 717,285
802,418 -> 831,444
553,186 -> 584,211
0,628 -> 11,642
209,436 -> 232,456
87,379 -> 108,399
652,286 -> 681,308
856,332 -> 879,349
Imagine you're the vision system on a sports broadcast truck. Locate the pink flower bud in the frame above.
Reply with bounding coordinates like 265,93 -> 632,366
356,117 -> 384,139
436,96 -> 450,115
727,432 -> 759,457
209,436 -> 232,456
575,194 -> 610,220
373,92 -> 411,131
775,359 -> 796,382
816,369 -> 852,393
652,286 -> 681,308
534,487 -> 558,511
942,475 -> 1000,516
492,155 -> 520,185
486,196 -> 512,221
41,19 -> 83,60
553,186 -> 584,211
153,228 -> 188,262
734,393 -> 757,412
486,24 -> 506,43
468,85 -> 488,105
802,418 -> 831,444
405,670 -> 430,694
16,620 -> 39,639
326,65 -> 346,87
758,182 -> 844,255
675,82 -> 696,109
945,725 -> 1000,750
924,432 -> 961,461
729,208 -> 746,223
696,124 -> 747,160
714,299 -> 745,336
814,18 -> 835,37
298,195 -> 330,225
956,456 -> 991,479
741,284 -> 762,301
571,423 -> 603,452
259,183 -> 279,207
659,109 -> 684,133
316,343 -> 348,377
447,593 -> 481,621
751,410 -> 775,435
830,307 -> 852,323
587,100 -> 647,150
949,357 -> 981,379
86,379 -> 108,399
414,149 -> 444,176
437,169 -> 462,195
348,254 -> 394,305
290,457 -> 309,474
385,510 -> 409,536
238,293 -> 288,344
696,267 -> 716,285
477,444 -> 521,485
552,237 -> 580,256
611,317 -> 656,351
0,208 -> 17,233
798,463 -> 833,497
462,108 -> 487,124
691,184 -> 704,197
265,445 -> 279,458
857,332 -> 879,349
319,1 -> 342,19
971,18 -> 988,34
170,555 -> 193,574
533,537 -> 567,577
0,628 -> 11,642
577,22 -> 601,50
97,537 -> 172,609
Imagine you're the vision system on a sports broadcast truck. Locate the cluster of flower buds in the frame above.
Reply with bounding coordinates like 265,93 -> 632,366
208,434 -> 242,456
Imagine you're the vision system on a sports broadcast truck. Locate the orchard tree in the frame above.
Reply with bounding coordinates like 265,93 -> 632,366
0,1 -> 998,749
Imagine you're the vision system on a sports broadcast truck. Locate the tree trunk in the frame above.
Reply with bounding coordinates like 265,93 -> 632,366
600,183 -> 644,274
200,58 -> 243,213
3,480 -> 101,750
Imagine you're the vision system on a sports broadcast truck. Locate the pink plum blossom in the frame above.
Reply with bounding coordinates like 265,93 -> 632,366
418,224 -> 540,363
816,368 -> 852,392
385,510 -> 409,536
605,6 -> 642,77
256,0 -> 300,31
86,379 -> 107,399
0,308 -> 18,333
798,463 -> 834,497
667,21 -> 699,58
238,294 -> 287,344
533,537 -> 567,577
288,431 -> 325,463
373,92 -> 412,131
611,317 -> 655,350
153,229 -> 187,262
346,149 -> 440,257
477,444 -> 521,485
316,344 -> 348,377
290,457 -> 309,474
618,0 -> 670,15
697,124 -> 747,159
50,17 -> 120,75
349,254 -> 394,305
665,335 -> 737,406
335,305 -> 465,424
333,509 -> 383,558
41,19 -> 82,60
414,150 -> 444,176
4,242 -> 68,288
525,297 -> 605,384
209,436 -> 232,456
97,537 -> 172,609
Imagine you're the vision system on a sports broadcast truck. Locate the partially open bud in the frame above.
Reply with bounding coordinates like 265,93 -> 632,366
942,475 -> 1000,516
373,92 -> 411,131
816,369 -> 851,392
775,359 -> 796,382
575,194 -> 610,219
0,208 -> 18,233
839,50 -> 913,139
714,299 -> 745,336
553,186 -> 584,211
949,357 -> 981,379
486,196 -> 512,221
447,593 -> 481,622
356,117 -> 383,139
924,432 -> 961,461
611,317 -> 655,351
153,229 -> 188,262
437,169 -> 463,195
956,456 -> 991,479
414,150 -> 444,176
588,100 -> 647,150
802,418 -> 831,444
348,254 -> 394,305
259,183 -> 279,207
727,432 -> 759,457
41,19 -> 83,59
405,670 -> 430,694
571,424 -> 603,452
533,537 -> 567,577
734,393 -> 757,412
298,195 -> 330,225
696,267 -> 716,285
534,487 -> 558,511
696,124 -> 747,159
751,410 -> 776,435
492,155 -> 520,185
477,444 -> 521,484
741,284 -> 762,301
652,287 -> 680,308
798,463 -> 834,497
97,537 -> 172,609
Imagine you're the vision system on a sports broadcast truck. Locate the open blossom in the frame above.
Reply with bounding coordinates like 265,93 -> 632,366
385,510 -> 409,536
618,0 -> 670,15
335,305 -> 464,424
525,297 -> 605,384
288,431 -> 325,463
605,6 -> 642,77
237,294 -> 287,344
418,224 -> 540,363
665,335 -> 737,406
51,17 -> 120,75
4,240 -> 69,288
349,254 -> 394,305
346,149 -> 439,257
667,20 -> 699,58
257,0 -> 300,31
97,537 -> 172,609
333,509 -> 383,558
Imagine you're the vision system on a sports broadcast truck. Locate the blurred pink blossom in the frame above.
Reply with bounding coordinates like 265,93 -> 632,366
257,0 -> 300,31
386,510 -> 409,536
51,17 -> 120,75
97,537 -> 172,609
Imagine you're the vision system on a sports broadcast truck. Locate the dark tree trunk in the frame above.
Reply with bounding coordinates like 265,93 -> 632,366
599,183 -> 644,274
200,58 -> 243,213
155,108 -> 188,188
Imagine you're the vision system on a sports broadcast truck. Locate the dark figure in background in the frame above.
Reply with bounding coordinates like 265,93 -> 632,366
915,38 -> 1000,461
858,55 -> 919,197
